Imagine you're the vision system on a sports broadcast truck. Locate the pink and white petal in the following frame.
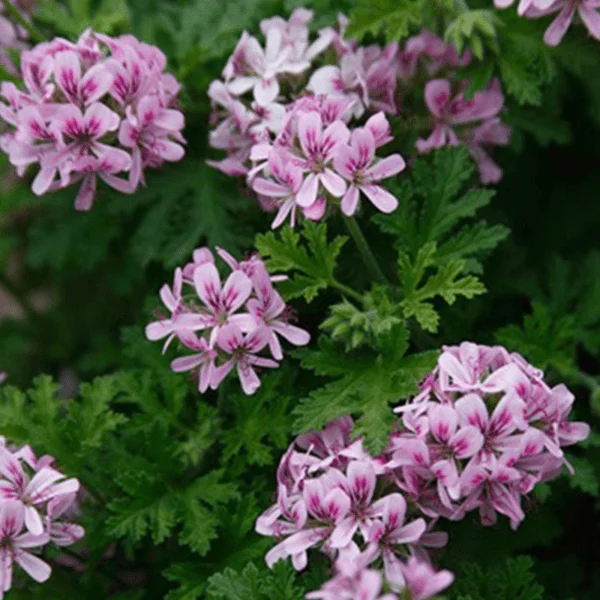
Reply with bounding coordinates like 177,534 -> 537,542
221,270 -> 253,313
14,552 -> 51,583
424,79 -> 452,118
216,324 -> 244,354
347,460 -> 376,505
252,178 -> 289,198
54,51 -> 82,102
455,393 -> 489,430
383,548 -> 406,591
254,78 -> 279,106
24,507 -> 44,536
271,322 -> 310,346
171,354 -> 206,373
341,185 -> 360,216
237,362 -> 261,395
544,2 -> 577,46
322,120 -> 351,157
13,532 -> 49,549
302,196 -> 326,221
153,108 -> 185,132
359,184 -> 399,213
579,3 -> 600,41
449,425 -> 484,459
74,175 -> 96,211
298,111 -> 323,158
272,198 -> 296,229
307,65 -> 343,96
330,515 -> 358,548
296,173 -> 319,207
84,102 -> 120,135
210,360 -> 234,389
80,64 -> 113,104
390,518 -> 426,545
0,501 -> 24,539
32,167 -> 57,196
0,448 -> 26,490
320,168 -> 347,198
145,320 -> 174,341
227,76 -> 260,96
365,154 -> 406,182
429,405 -> 458,444
228,313 -> 257,333
291,551 -> 307,571
350,127 -> 376,168
438,351 -> 472,387
193,263 -> 222,311
382,493 -> 407,530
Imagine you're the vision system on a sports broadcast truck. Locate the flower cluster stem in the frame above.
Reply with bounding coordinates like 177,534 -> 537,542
344,217 -> 390,287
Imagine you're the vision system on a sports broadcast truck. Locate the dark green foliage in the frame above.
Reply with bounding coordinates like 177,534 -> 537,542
451,556 -> 544,600
0,0 -> 599,599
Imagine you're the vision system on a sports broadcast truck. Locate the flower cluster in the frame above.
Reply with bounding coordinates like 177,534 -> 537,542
145,246 -> 310,395
392,342 -> 590,529
0,439 -> 84,595
0,29 -> 185,210
255,416 -> 454,600
0,0 -> 35,74
208,12 -> 511,227
495,0 -> 600,47
258,343 -> 589,598
416,78 -> 510,185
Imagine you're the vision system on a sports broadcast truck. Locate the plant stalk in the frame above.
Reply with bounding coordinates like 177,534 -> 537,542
344,217 -> 389,287
0,0 -> 44,43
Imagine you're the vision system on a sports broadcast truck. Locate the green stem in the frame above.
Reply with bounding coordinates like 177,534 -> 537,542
0,0 -> 44,43
330,279 -> 363,302
344,217 -> 389,287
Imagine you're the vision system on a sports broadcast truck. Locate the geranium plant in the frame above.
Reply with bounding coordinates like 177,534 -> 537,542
0,1 -> 598,599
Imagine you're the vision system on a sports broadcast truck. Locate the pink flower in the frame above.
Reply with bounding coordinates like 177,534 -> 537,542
0,501 -> 51,596
0,447 -> 80,535
46,493 -> 85,547
416,79 -> 509,183
400,556 -> 454,600
147,248 -> 307,396
192,262 -> 254,345
367,494 -> 427,590
118,95 -> 185,188
333,124 -> 405,216
212,324 -> 279,394
170,334 -> 218,394
0,30 -> 186,209
252,150 -> 306,227
54,50 -> 113,106
294,110 -> 350,208
246,264 -> 310,359
145,268 -> 203,352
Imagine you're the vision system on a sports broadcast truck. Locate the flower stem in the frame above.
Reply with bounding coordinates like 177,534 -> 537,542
344,217 -> 389,287
0,272 -> 39,322
0,0 -> 44,43
330,279 -> 363,302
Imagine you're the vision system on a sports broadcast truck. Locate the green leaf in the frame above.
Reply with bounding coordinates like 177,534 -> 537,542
294,337 -> 438,453
256,222 -> 348,302
567,456 -> 599,497
451,556 -> 545,600
399,244 -> 486,333
445,10 -> 500,59
347,0 -> 423,42
207,562 -> 305,600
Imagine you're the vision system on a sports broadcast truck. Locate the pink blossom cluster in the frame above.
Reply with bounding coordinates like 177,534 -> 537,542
145,246 -> 310,396
0,0 -> 35,74
0,28 -> 185,211
0,439 -> 84,596
392,342 -> 590,529
495,0 -> 600,46
257,342 -> 589,598
208,12 -> 511,224
255,416 -> 454,600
